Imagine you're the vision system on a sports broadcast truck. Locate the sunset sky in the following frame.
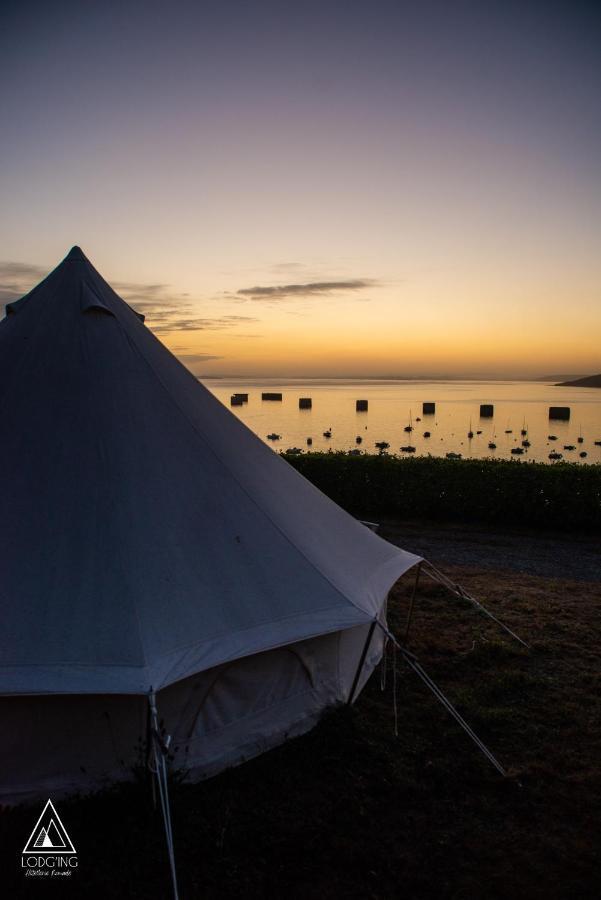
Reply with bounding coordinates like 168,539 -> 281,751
1,1 -> 599,378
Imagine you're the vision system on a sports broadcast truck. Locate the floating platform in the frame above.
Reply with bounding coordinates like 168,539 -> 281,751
549,406 -> 570,421
262,393 -> 283,401
480,404 -> 494,417
230,395 -> 244,406
232,393 -> 248,402
422,402 -> 435,414
299,398 -> 312,409
356,399 -> 368,411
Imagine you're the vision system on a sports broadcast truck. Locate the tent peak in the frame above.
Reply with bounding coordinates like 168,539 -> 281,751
65,246 -> 87,262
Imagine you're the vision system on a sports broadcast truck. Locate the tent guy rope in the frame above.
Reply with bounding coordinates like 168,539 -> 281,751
421,561 -> 530,649
376,622 -> 507,777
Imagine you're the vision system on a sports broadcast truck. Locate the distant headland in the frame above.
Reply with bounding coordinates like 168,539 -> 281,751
556,374 -> 601,388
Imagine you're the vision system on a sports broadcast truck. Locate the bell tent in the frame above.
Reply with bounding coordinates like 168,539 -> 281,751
1,246 -> 424,804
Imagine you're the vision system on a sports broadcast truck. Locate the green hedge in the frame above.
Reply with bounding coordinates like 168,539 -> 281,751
281,452 -> 601,531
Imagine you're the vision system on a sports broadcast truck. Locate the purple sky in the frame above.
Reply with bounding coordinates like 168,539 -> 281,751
1,0 -> 599,376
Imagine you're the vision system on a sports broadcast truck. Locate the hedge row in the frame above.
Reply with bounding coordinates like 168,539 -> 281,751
281,452 -> 601,531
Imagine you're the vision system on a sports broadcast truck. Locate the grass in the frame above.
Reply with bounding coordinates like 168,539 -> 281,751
1,564 -> 600,898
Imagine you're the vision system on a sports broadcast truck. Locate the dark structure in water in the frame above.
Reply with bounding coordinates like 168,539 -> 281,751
549,406 -> 570,420
480,404 -> 494,417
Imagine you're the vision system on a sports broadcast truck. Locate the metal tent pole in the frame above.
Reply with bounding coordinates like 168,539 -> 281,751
149,691 -> 181,900
347,620 -> 377,705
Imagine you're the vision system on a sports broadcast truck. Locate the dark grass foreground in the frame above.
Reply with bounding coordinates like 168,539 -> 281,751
2,566 -> 600,899
282,453 -> 601,531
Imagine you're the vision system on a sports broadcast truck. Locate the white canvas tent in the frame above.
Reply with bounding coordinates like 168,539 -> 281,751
0,247 -> 422,805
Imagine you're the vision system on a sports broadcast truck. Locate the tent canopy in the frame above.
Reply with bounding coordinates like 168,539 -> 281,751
0,247 -> 420,695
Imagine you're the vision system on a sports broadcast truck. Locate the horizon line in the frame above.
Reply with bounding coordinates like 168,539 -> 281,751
195,373 -> 588,382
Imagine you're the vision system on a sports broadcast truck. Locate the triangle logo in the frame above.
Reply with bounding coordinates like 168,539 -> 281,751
23,800 -> 76,854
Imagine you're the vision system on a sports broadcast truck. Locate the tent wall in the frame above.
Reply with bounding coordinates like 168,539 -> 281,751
1,624 -> 380,805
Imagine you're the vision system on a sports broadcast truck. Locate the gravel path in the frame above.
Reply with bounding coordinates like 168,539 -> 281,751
377,518 -> 601,582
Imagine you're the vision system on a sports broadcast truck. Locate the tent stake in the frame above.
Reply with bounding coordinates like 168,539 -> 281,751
347,620 -> 376,705
149,691 -> 181,900
376,623 -> 507,776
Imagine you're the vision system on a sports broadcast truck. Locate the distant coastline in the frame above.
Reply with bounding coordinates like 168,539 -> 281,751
199,374 -> 583,383
556,374 -> 601,388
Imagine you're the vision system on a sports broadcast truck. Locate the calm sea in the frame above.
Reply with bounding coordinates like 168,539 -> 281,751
204,379 -> 601,465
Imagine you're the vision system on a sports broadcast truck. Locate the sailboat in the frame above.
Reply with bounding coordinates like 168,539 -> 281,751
403,410 -> 413,433
467,417 -> 474,439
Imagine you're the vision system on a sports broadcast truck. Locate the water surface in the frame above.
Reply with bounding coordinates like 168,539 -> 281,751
204,379 -> 601,465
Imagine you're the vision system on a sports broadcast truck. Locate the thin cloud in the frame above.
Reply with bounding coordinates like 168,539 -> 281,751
0,287 -> 23,304
177,353 -> 223,365
109,282 -> 260,334
228,333 -> 264,338
0,261 -> 48,305
271,262 -> 307,273
236,278 -> 375,301
147,312 -> 259,335
0,264 -> 261,335
111,282 -> 168,302
0,262 -> 47,280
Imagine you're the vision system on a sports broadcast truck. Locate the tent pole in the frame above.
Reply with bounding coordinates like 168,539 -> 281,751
421,561 -> 530,649
347,620 -> 377,705
404,562 -> 422,644
375,622 -> 507,776
148,691 -> 181,900
145,697 -> 158,810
